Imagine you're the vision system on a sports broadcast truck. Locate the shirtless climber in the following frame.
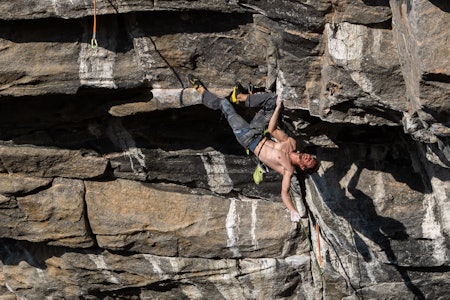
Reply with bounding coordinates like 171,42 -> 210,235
189,75 -> 319,222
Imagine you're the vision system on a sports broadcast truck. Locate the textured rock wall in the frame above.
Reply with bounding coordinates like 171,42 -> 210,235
0,0 -> 449,299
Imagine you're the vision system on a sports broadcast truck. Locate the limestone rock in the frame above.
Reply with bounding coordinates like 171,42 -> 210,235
0,173 -> 52,195
85,179 -> 299,258
391,0 -> 450,165
0,1 -> 247,20
0,0 -> 449,299
0,143 -> 107,179
0,241 -> 313,299
331,0 -> 392,25
0,178 -> 93,248
319,22 -> 406,125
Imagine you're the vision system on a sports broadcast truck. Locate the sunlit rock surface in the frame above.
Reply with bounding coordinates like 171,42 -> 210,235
0,0 -> 449,299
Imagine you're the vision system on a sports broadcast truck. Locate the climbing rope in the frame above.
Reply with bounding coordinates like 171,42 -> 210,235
91,0 -> 98,48
297,217 -> 326,287
316,223 -> 323,268
289,189 -> 325,279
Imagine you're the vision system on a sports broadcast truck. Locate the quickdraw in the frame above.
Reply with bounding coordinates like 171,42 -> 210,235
91,0 -> 98,49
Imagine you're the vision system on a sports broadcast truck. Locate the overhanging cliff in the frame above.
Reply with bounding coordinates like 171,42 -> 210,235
0,1 -> 449,299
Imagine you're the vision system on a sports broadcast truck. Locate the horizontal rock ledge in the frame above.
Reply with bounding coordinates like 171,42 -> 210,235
108,88 -> 231,117
1,243 -> 309,299
0,178 -> 93,248
0,1 -> 249,20
85,179 -> 301,258
0,143 -> 108,179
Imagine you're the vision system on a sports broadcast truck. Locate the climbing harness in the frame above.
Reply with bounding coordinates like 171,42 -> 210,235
91,0 -> 98,49
248,147 -> 269,184
247,130 -> 270,184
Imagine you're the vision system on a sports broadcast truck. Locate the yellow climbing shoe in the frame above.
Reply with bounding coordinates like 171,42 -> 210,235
231,85 -> 239,103
230,82 -> 245,104
188,74 -> 205,90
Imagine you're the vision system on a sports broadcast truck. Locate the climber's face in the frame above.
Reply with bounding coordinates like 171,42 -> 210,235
297,153 -> 317,171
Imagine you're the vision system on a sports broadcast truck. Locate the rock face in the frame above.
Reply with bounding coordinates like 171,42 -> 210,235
0,0 -> 449,299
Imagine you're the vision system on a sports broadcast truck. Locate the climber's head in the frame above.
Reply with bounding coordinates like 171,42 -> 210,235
290,152 -> 319,173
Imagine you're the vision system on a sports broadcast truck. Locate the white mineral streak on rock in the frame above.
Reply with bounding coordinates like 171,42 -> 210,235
364,261 -> 378,284
78,39 -> 117,88
422,184 -> 446,264
285,254 -> 310,268
131,36 -> 157,82
168,258 -> 181,279
339,163 -> 358,199
260,257 -> 276,270
0,194 -> 8,204
251,199 -> 259,250
290,175 -> 307,217
373,172 -> 386,210
106,118 -> 147,175
200,151 -> 233,194
226,199 -> 241,258
181,284 -> 203,299
276,70 -> 299,106
350,70 -> 384,105
5,282 -> 15,295
143,254 -> 164,277
326,22 -> 364,64
88,254 -> 120,284
241,197 -> 260,250
327,23 -> 385,102
350,72 -> 377,97
51,0 -> 61,16
212,261 -> 244,300
371,29 -> 382,56
36,268 -> 46,281
214,275 -> 242,300
422,196 -> 442,240
430,176 -> 450,239
129,22 -> 158,82
142,254 -> 171,280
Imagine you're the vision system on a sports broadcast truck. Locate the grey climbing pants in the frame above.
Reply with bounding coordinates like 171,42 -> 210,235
202,90 -> 277,151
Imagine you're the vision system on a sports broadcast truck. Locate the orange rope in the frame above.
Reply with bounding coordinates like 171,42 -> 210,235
316,223 -> 323,268
91,0 -> 98,48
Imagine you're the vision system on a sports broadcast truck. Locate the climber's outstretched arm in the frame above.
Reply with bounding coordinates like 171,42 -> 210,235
267,95 -> 288,142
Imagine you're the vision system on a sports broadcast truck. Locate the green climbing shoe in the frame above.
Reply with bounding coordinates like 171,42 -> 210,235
253,164 -> 265,184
